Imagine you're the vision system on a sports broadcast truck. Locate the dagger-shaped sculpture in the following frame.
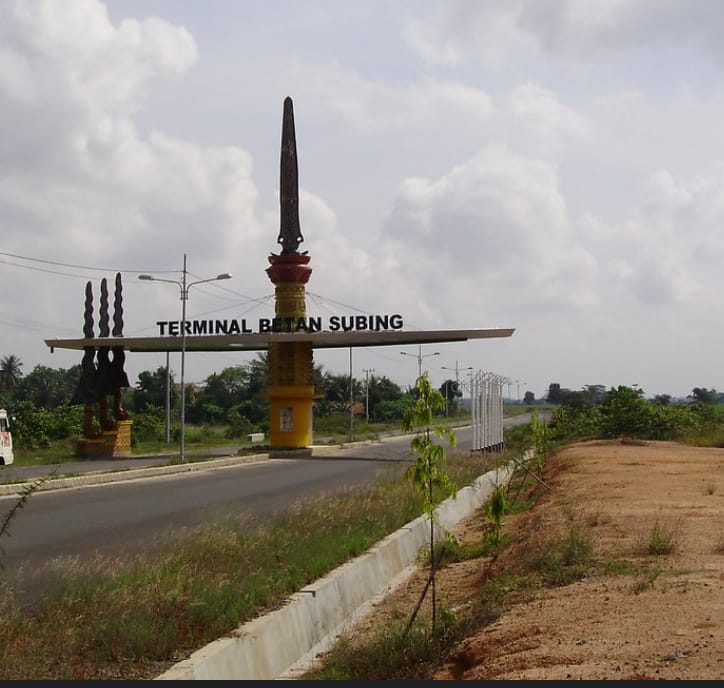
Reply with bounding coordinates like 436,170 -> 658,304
277,96 -> 306,255
73,281 -> 100,438
96,277 -> 115,430
110,272 -> 130,421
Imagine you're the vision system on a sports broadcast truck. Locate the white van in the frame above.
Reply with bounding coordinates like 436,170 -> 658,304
0,409 -> 14,465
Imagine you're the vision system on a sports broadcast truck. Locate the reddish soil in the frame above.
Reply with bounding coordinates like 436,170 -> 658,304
342,439 -> 724,680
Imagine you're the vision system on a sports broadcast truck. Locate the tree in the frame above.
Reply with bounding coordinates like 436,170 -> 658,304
320,373 -> 362,413
401,371 -> 456,636
366,375 -> 405,420
689,387 -> 717,405
439,379 -> 460,415
201,366 -> 247,410
131,367 -> 177,412
523,390 -> 535,405
240,353 -> 270,424
583,384 -> 606,404
559,389 -> 591,409
0,355 -> 23,398
189,355 -> 270,425
600,385 -> 651,438
546,383 -> 562,405
15,364 -> 79,408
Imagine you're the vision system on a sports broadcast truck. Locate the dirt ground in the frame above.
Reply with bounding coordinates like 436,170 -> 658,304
341,439 -> 724,680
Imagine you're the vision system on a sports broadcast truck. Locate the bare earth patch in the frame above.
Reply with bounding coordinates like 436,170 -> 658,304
341,439 -> 724,680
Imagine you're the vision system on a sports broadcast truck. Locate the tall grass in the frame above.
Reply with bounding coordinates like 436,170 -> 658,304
0,442 -> 502,680
302,522 -> 595,681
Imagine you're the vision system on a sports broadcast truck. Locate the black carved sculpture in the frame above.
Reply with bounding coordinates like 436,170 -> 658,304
73,273 -> 131,443
109,272 -> 130,421
72,281 -> 99,438
277,96 -> 305,255
96,278 -> 115,431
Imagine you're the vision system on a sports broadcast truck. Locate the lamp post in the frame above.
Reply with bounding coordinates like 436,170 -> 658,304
165,351 -> 170,443
363,368 -> 375,422
441,361 -> 472,417
139,253 -> 231,462
400,345 -> 440,381
517,380 -> 526,403
349,347 -> 354,442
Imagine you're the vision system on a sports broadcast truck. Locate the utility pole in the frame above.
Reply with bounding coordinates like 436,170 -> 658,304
363,368 -> 375,423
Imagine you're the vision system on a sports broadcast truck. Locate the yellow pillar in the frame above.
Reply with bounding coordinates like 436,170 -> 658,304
266,254 -> 317,450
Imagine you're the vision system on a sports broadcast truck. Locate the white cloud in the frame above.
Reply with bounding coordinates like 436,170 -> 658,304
0,0 -> 256,266
403,1 -> 529,68
3,0 -> 724,401
293,60 -> 495,135
386,143 -> 569,271
507,82 -> 594,153
403,0 -> 724,67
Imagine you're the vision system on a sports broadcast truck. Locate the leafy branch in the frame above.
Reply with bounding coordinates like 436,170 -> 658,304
401,371 -> 457,634
1,471 -> 55,570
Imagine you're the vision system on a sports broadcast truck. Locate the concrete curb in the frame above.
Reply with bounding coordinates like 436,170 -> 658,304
0,454 -> 270,497
155,460 -> 518,681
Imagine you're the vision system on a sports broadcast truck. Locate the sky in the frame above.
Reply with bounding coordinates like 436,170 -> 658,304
2,0 -> 724,402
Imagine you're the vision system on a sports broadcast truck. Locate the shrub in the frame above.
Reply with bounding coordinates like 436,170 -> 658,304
130,405 -> 167,445
224,409 -> 254,439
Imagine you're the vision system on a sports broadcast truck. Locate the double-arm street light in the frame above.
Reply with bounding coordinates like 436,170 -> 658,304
441,360 -> 473,389
441,360 -> 473,415
400,345 -> 440,381
517,380 -> 526,402
139,253 -> 231,462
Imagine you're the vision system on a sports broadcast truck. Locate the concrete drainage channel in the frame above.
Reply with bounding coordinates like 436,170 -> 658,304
155,461 -> 517,681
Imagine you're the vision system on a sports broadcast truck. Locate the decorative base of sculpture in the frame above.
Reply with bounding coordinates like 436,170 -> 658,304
74,437 -> 108,459
113,420 -> 133,457
74,420 -> 133,459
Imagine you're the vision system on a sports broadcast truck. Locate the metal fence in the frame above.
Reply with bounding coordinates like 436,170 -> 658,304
470,370 -> 506,452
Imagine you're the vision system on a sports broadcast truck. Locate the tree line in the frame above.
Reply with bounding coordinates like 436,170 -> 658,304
0,353 -> 465,449
544,382 -> 722,407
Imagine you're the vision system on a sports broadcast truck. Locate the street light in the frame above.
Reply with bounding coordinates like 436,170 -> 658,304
139,253 -> 231,462
363,368 -> 375,423
400,345 -> 440,380
441,361 -> 473,416
517,380 -> 526,403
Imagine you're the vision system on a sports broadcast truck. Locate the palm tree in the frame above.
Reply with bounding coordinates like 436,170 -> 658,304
0,354 -> 23,393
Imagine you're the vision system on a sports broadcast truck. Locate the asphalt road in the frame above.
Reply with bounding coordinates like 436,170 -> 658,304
0,434 -> 421,595
0,420 -> 531,605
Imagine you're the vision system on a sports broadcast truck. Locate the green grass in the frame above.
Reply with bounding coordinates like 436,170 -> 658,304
0,435 -> 507,681
301,607 -> 485,681
301,521 -> 594,680
641,519 -> 681,555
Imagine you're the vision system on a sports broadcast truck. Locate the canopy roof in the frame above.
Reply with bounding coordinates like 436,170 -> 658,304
45,327 -> 515,353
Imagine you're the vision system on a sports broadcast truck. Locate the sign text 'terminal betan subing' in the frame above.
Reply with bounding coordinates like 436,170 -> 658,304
154,314 -> 404,336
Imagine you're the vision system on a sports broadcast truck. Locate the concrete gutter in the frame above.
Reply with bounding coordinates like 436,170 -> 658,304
154,461 -> 517,681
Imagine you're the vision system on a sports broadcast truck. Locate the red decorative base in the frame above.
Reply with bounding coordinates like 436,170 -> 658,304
266,253 -> 312,284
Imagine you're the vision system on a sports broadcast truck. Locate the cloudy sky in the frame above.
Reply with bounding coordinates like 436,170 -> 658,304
2,0 -> 724,401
